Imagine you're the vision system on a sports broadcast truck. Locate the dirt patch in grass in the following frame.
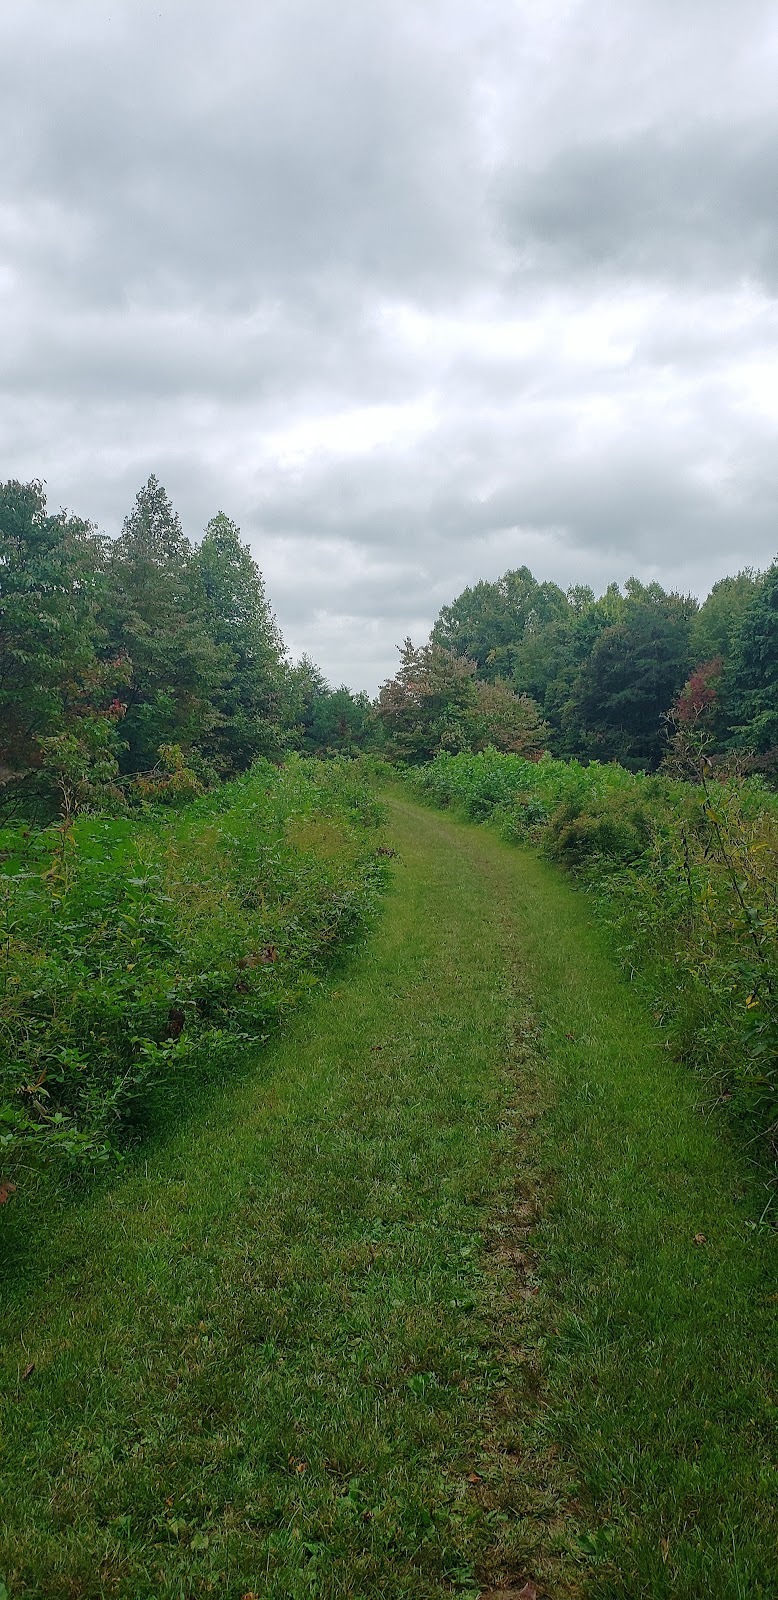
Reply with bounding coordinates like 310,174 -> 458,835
467,900 -> 588,1600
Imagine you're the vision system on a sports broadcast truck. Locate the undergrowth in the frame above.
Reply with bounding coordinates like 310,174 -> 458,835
0,756 -> 387,1193
407,747 -> 778,1173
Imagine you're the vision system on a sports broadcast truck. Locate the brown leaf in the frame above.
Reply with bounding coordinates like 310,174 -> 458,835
467,1471 -> 482,1483
517,1585 -> 539,1600
21,1362 -> 35,1381
0,1180 -> 17,1206
238,945 -> 277,969
693,1233 -> 707,1246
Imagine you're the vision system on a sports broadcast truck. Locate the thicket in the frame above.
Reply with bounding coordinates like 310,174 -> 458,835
0,757 -> 387,1194
408,746 -> 778,1172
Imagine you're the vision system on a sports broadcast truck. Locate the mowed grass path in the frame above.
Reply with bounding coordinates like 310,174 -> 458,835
1,795 -> 776,1599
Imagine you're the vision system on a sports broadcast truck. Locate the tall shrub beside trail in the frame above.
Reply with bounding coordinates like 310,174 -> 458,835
0,758 -> 387,1192
407,747 -> 778,1166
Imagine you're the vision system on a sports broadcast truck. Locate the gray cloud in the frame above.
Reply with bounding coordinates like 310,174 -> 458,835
500,123 -> 778,288
1,0 -> 778,690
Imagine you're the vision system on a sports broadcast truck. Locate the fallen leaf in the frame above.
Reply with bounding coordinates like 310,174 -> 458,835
467,1471 -> 482,1483
21,1362 -> 35,1381
693,1233 -> 707,1246
0,1181 -> 17,1206
518,1585 -> 539,1600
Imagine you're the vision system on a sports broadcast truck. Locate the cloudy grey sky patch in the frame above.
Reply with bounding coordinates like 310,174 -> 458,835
2,0 -> 778,690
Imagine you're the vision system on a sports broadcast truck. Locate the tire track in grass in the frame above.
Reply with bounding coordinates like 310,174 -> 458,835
2,794 -> 775,1599
396,792 -> 778,1600
0,792 -> 580,1600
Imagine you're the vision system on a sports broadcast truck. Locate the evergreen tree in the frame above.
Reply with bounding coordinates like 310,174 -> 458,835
0,480 -> 103,768
105,477 -> 228,770
285,657 -> 377,755
193,513 -> 286,768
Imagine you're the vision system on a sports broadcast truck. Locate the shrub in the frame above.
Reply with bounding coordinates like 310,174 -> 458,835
0,758 -> 387,1191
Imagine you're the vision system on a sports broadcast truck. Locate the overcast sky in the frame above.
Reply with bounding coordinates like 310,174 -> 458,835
2,0 -> 778,692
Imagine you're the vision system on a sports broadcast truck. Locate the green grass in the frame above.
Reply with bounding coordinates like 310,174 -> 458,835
497,829 -> 778,1599
1,794 -> 776,1598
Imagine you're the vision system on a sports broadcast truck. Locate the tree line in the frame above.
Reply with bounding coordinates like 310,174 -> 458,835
378,563 -> 778,770
3,471 -> 777,802
0,475 -> 374,810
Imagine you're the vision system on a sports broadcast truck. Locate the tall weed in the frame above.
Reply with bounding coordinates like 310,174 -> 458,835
408,748 -> 778,1166
0,758 -> 387,1189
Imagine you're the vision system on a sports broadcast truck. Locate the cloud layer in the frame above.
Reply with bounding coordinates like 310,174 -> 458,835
2,0 -> 778,690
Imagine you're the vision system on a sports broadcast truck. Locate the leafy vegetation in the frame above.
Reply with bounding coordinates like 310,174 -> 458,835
5,474 -> 778,802
407,745 -> 778,1167
0,757 -> 387,1188
376,638 -> 548,764
378,559 -> 778,772
0,476 -> 378,818
1,792 -> 775,1599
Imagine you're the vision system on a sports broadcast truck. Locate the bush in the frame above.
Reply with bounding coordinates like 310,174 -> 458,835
0,757 -> 388,1189
546,787 -> 653,869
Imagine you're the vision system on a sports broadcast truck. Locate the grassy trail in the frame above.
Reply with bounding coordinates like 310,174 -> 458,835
1,795 -> 776,1600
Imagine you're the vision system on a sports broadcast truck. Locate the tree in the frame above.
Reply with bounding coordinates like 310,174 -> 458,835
0,479 -> 104,769
377,639 -> 478,763
105,477 -> 228,770
672,658 -> 723,729
377,641 -> 547,763
432,567 -> 568,683
193,513 -> 287,768
470,679 -> 549,756
727,562 -> 778,752
563,581 -> 696,768
691,571 -> 759,665
284,657 -> 378,756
